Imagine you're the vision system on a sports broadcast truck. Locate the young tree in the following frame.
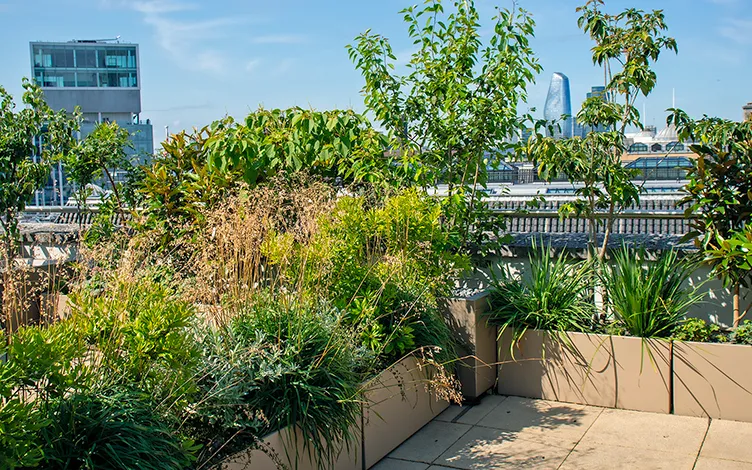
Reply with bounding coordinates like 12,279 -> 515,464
348,0 -> 541,254
527,0 -> 677,260
63,121 -> 133,211
669,112 -> 752,326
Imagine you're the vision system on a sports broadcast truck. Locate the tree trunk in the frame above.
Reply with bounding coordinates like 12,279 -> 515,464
734,283 -> 741,328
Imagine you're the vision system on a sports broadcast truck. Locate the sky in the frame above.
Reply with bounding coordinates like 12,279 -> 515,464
0,0 -> 750,147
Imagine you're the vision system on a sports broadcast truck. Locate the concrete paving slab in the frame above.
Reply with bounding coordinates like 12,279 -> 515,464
476,395 -> 602,447
388,421 -> 472,464
435,426 -> 571,469
694,457 -> 752,470
455,395 -> 507,425
560,442 -> 696,470
578,408 -> 708,455
700,419 -> 752,463
372,458 -> 430,470
435,405 -> 467,423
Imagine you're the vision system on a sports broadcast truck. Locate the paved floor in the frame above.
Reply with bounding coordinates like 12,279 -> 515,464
372,394 -> 752,469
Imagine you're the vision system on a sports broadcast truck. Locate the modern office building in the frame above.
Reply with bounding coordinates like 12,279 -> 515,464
543,72 -> 573,139
29,39 -> 153,205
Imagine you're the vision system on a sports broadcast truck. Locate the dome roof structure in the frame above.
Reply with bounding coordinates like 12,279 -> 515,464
655,124 -> 678,142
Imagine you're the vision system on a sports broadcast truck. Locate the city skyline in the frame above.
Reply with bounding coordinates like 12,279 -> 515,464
0,0 -> 750,147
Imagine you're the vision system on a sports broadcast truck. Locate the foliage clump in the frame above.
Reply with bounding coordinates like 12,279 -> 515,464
732,321 -> 752,345
487,243 -> 596,337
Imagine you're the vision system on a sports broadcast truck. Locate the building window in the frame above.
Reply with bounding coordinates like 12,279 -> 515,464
76,71 -> 98,87
33,48 -> 52,67
628,143 -> 648,153
650,143 -> 662,152
75,49 -> 97,68
100,48 -> 136,68
666,142 -> 684,152
36,70 -> 76,87
99,72 -> 137,88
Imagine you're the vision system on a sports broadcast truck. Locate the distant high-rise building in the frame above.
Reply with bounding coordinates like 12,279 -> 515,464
743,102 -> 752,122
30,39 -> 153,205
544,72 -> 573,139
586,85 -> 606,100
574,85 -> 609,138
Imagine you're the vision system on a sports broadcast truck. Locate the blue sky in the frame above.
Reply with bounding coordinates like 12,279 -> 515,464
0,0 -> 749,145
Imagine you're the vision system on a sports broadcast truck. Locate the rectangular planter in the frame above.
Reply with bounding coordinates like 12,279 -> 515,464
222,355 -> 449,470
362,356 -> 449,468
673,341 -> 752,422
497,329 -> 671,413
440,291 -> 497,400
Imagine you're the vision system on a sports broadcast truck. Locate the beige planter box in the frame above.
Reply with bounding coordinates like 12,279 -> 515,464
440,292 -> 496,399
674,341 -> 752,422
497,329 -> 670,413
220,425 -> 359,470
222,356 -> 448,470
362,356 -> 449,468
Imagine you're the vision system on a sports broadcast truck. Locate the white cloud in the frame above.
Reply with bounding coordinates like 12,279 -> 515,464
245,59 -> 262,72
271,58 -> 296,77
119,0 -> 248,76
131,0 -> 195,14
719,18 -> 752,45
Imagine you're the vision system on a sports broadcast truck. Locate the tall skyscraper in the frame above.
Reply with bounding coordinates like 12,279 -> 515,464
544,72 -> 573,139
30,39 -> 153,205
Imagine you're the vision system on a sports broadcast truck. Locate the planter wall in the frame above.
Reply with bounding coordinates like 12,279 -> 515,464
222,356 -> 449,470
674,341 -> 752,422
220,425 -> 359,470
362,356 -> 449,468
497,329 -> 671,413
440,291 -> 496,400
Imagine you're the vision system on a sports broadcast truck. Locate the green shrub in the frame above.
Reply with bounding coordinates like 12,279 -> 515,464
0,398 -> 45,469
603,247 -> 702,338
68,278 -> 199,387
258,188 -> 465,364
671,318 -> 728,343
0,332 -> 48,469
226,294 -> 363,466
487,243 -> 595,336
733,320 -> 752,345
38,390 -> 196,470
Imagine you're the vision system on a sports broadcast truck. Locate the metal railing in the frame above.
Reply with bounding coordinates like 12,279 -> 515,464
487,194 -> 690,235
23,196 -> 692,236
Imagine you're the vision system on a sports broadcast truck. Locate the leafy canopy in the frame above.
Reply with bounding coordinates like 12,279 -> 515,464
349,0 -> 541,252
668,111 -> 752,323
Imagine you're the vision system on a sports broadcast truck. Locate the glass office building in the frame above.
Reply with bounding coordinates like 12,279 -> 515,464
29,40 -> 153,205
543,72 -> 573,139
32,43 -> 139,89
